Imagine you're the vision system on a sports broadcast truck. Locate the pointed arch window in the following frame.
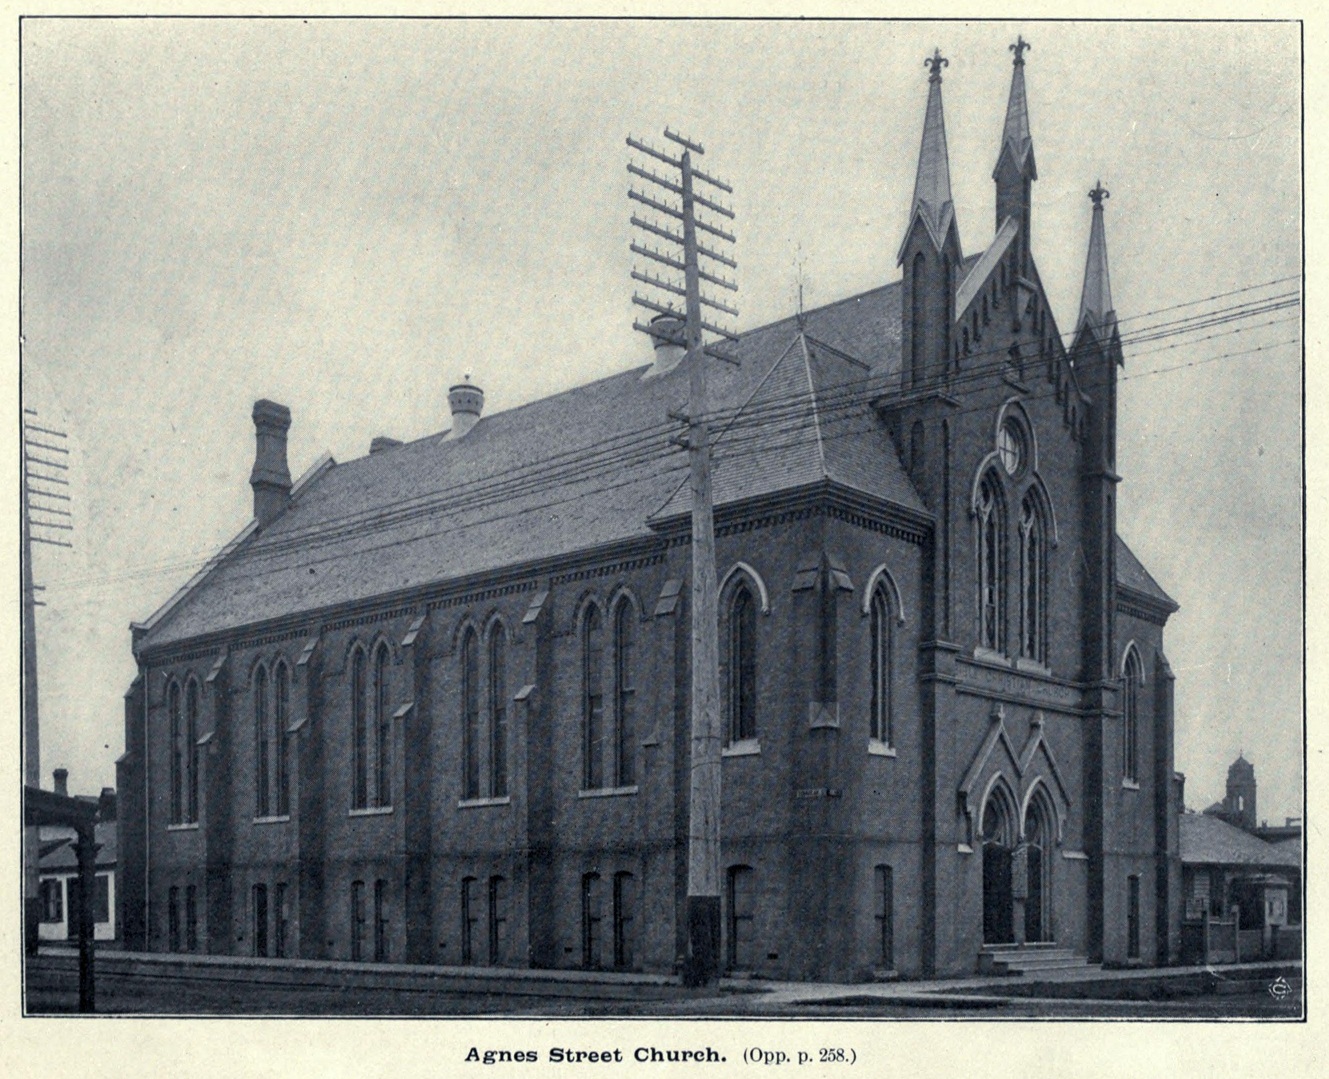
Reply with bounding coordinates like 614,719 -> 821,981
613,598 -> 636,787
582,872 -> 603,970
725,584 -> 758,744
461,628 -> 481,800
1019,493 -> 1047,664
942,254 -> 953,372
351,648 -> 368,809
582,605 -> 605,789
373,643 -> 391,807
1123,649 -> 1142,783
613,871 -> 637,970
910,251 -> 926,386
274,664 -> 290,816
185,679 -> 200,822
168,681 -> 183,824
976,472 -> 1007,653
488,627 -> 508,798
254,665 -> 271,817
869,585 -> 894,746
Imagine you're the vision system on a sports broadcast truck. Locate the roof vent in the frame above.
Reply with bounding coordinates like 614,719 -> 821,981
53,768 -> 68,798
645,313 -> 686,377
448,375 -> 484,439
370,436 -> 403,455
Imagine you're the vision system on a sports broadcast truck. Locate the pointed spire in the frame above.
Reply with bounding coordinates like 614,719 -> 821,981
1078,182 -> 1115,335
995,36 -> 1036,179
899,48 -> 956,260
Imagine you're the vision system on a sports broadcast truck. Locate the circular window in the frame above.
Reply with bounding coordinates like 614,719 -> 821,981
998,419 -> 1026,476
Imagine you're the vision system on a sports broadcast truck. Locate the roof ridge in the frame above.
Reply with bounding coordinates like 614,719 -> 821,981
797,334 -> 828,480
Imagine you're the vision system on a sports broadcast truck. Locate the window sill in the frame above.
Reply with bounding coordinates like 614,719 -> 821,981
972,646 -> 1010,667
1121,779 -> 1141,791
722,739 -> 761,758
252,815 -> 291,826
165,822 -> 200,832
957,843 -> 974,855
577,786 -> 639,800
868,740 -> 897,758
458,796 -> 511,809
1061,850 -> 1090,861
1014,657 -> 1052,676
348,805 -> 394,817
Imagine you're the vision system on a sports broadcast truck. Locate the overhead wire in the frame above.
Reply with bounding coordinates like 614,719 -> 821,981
40,275 -> 1300,599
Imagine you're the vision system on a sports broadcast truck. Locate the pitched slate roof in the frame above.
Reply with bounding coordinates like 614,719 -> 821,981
139,280 -> 925,650
1180,813 -> 1301,869
1116,534 -> 1178,610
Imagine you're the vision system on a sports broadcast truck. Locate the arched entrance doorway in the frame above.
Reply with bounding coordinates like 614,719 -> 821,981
1023,792 -> 1054,943
981,791 -> 1016,945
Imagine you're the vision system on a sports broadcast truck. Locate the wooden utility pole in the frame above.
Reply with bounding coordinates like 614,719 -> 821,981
628,129 -> 737,985
22,409 -> 73,954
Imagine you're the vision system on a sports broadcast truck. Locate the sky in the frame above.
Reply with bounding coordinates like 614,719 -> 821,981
19,18 -> 1302,821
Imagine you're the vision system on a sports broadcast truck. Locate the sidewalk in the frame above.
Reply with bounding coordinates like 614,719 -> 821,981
40,944 -> 1297,1006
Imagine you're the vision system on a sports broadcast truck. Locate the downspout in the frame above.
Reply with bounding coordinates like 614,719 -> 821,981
143,663 -> 151,949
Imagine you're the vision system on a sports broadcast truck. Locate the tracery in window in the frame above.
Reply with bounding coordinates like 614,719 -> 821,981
870,585 -> 894,745
488,627 -> 508,798
613,598 -> 636,787
976,472 -> 1006,652
461,629 -> 481,800
1123,648 -> 1142,783
724,584 -> 758,743
1019,493 -> 1047,664
254,665 -> 271,817
582,605 -> 605,789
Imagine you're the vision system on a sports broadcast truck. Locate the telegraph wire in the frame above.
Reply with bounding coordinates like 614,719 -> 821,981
39,285 -> 1300,594
40,328 -> 1300,604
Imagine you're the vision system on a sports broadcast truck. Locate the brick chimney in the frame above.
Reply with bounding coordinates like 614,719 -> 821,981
53,768 -> 68,798
249,399 -> 292,528
98,787 -> 117,822
448,376 -> 484,439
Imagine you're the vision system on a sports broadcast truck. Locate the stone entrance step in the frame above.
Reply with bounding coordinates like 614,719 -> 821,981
978,945 -> 1099,976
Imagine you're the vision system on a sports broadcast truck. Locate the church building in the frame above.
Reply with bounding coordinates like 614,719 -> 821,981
116,41 -> 1182,980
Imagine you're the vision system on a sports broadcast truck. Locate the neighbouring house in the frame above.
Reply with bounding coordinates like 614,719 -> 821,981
37,770 -> 119,945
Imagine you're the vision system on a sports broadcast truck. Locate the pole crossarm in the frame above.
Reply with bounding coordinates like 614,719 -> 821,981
631,214 -> 685,247
631,242 -> 686,272
24,439 -> 69,455
700,293 -> 739,318
629,187 -> 684,220
632,293 -> 686,321
23,423 -> 68,439
632,269 -> 687,298
628,162 -> 684,196
663,127 -> 705,154
633,319 -> 686,346
626,135 -> 683,169
697,243 -> 737,270
694,216 -> 736,244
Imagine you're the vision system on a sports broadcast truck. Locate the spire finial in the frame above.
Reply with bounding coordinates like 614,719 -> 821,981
925,48 -> 948,82
1010,36 -> 1030,66
1089,181 -> 1110,207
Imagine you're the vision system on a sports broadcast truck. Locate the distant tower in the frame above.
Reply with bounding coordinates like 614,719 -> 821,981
1222,755 -> 1257,831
